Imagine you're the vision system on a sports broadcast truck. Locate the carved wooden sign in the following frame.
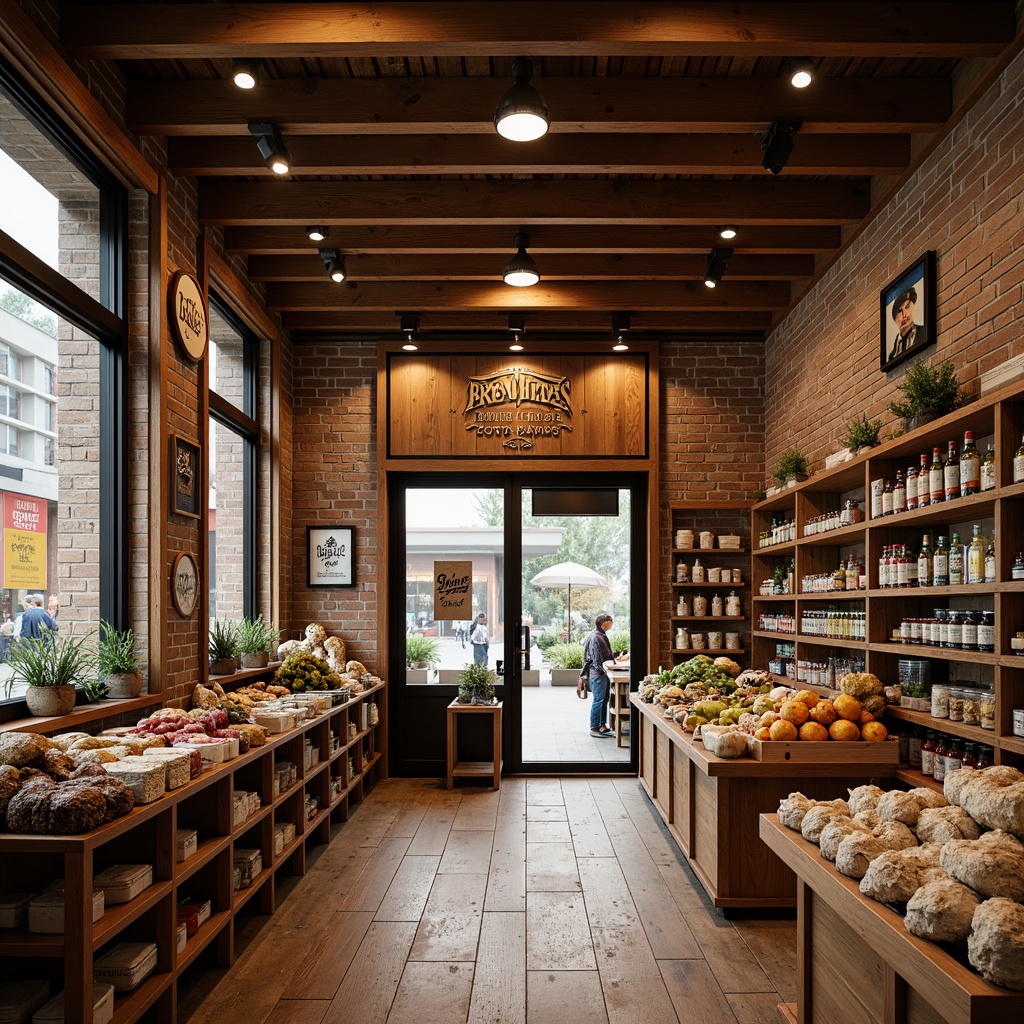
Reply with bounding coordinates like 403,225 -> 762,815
463,366 -> 573,451
169,270 -> 209,362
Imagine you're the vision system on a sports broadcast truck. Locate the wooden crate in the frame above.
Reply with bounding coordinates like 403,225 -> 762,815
748,737 -> 900,763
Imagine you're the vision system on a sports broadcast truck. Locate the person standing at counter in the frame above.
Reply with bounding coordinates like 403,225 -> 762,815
581,613 -> 615,736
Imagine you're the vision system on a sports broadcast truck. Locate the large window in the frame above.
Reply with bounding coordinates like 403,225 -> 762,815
0,58 -> 127,702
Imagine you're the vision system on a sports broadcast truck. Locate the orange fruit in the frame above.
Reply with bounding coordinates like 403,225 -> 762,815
794,689 -> 820,708
829,719 -> 861,742
769,719 -> 799,742
798,721 -> 829,742
808,700 -> 837,726
858,709 -> 875,725
861,721 -> 889,743
754,726 -> 772,741
833,694 -> 864,721
779,699 -> 810,726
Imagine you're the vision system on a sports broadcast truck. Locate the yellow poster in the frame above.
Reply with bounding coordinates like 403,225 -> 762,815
433,560 -> 473,621
3,493 -> 47,589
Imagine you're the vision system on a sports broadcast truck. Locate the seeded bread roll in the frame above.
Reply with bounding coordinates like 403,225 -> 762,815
905,877 -> 979,942
818,817 -> 868,862
940,838 -> 1024,901
968,898 -> 1024,990
916,805 -> 983,843
0,732 -> 50,768
847,784 -> 885,817
835,832 -> 888,880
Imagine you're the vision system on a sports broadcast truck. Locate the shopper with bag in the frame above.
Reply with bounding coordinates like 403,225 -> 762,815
580,613 -> 615,736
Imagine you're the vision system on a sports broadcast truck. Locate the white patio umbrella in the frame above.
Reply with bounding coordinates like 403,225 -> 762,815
529,560 -> 607,639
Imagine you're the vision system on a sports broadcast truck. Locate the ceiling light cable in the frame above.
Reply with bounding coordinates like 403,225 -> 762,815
494,57 -> 550,142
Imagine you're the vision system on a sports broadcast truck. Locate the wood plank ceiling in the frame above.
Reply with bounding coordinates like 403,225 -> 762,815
60,1 -> 1019,345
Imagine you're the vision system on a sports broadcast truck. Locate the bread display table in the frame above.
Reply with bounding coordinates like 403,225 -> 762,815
633,695 -> 898,909
446,700 -> 502,789
759,813 -> 1024,1024
607,668 -> 631,747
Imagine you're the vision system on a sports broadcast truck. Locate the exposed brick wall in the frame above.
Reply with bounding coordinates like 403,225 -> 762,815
765,46 -> 1024,469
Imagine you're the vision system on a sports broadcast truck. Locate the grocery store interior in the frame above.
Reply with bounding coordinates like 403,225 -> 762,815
2,3 -> 1024,1023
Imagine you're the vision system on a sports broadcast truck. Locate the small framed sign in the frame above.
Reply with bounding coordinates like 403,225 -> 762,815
880,251 -> 936,372
171,551 -> 200,618
171,434 -> 202,518
169,270 -> 209,362
308,525 -> 355,587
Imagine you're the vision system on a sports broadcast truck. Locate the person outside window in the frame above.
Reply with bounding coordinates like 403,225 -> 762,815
470,613 -> 489,665
19,594 -> 57,640
580,613 -> 617,736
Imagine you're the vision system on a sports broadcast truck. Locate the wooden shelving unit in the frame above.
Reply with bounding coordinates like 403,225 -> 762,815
0,683 -> 383,1024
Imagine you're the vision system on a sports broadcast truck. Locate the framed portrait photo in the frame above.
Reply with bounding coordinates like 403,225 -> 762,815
171,434 -> 202,518
880,250 -> 936,372
308,525 -> 356,587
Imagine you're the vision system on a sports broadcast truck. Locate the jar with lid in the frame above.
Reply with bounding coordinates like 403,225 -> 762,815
961,687 -> 982,726
711,594 -> 724,617
692,593 -> 708,616
840,498 -> 864,526
675,626 -> 689,650
932,735 -> 949,782
930,683 -> 950,718
977,611 -> 995,652
976,745 -> 993,769
725,590 -> 741,617
692,558 -> 705,583
676,595 -> 690,616
907,727 -> 922,770
961,742 -> 979,769
920,730 -> 937,776
676,560 -> 689,582
979,691 -> 996,730
960,610 -> 978,650
945,610 -> 963,649
943,739 -> 964,776
932,608 -> 948,647
947,686 -> 966,722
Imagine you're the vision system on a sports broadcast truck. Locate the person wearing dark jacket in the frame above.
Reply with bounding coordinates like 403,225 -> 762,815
580,613 -> 615,736
19,594 -> 56,639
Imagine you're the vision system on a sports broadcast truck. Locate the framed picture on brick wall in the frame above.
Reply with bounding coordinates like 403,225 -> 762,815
172,434 -> 202,519
308,525 -> 355,587
880,251 -> 936,372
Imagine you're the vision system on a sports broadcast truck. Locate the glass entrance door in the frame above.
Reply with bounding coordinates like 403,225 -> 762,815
389,473 -> 645,776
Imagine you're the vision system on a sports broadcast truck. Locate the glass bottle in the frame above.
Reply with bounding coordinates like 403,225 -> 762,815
945,610 -> 963,649
978,610 -> 995,652
920,730 -> 937,776
976,745 -> 993,769
967,524 -> 985,584
944,739 -> 964,777
1015,433 -> 1024,484
932,734 -> 949,782
960,430 -> 981,496
961,742 -> 978,769
949,531 -> 964,585
943,439 -> 960,501
692,558 -> 705,583
725,590 -> 741,617
933,535 -> 949,586
917,452 -> 929,505
832,562 -> 846,592
893,469 -> 906,512
960,609 -> 978,651
882,478 -> 894,517
878,545 -> 890,589
1013,553 -> 1024,581
711,593 -> 724,617
917,534 -> 932,588
908,727 -> 923,769
981,442 -> 997,491
905,542 -> 920,587
906,460 -> 919,510
929,446 -> 945,504
984,536 -> 996,583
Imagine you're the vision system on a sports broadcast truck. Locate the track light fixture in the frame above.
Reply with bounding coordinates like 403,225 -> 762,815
399,313 -> 419,351
494,57 -> 550,142
231,58 -> 259,90
307,226 -> 328,242
786,58 -> 814,89
318,248 -> 346,283
508,313 -> 526,351
717,226 -> 738,241
248,122 -> 291,175
704,248 -> 733,288
503,231 -> 541,287
760,120 -> 802,175
612,312 -> 631,351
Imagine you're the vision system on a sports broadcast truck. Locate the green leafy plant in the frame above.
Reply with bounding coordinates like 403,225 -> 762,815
82,676 -> 109,703
887,358 -> 968,421
208,619 -> 240,662
405,632 -> 441,668
545,641 -> 585,669
608,630 -> 630,656
535,631 -> 559,652
237,615 -> 278,656
839,414 -> 884,452
772,450 -> 809,485
456,660 -> 497,704
273,650 -> 342,692
5,628 -> 97,689
97,620 -> 139,676
750,486 -> 768,503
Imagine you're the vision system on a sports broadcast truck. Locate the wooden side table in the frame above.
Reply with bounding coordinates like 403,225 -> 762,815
607,669 -> 631,747
446,699 -> 502,789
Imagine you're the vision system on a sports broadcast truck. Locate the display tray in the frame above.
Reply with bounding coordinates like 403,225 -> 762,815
747,736 -> 900,763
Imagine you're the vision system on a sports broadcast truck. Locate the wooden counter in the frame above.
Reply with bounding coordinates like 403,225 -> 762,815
760,813 -> 1024,1024
633,695 -> 897,910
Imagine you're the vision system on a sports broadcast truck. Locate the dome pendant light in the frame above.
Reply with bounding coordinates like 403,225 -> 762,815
508,313 -> 526,351
399,313 -> 419,351
494,57 -> 550,142
503,231 -> 540,287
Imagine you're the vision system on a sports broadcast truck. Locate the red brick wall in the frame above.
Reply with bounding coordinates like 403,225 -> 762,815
764,47 -> 1024,470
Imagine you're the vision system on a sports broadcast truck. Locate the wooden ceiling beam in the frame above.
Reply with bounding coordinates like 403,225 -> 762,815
224,224 -> 842,255
247,252 -> 815,282
63,3 -> 1015,59
169,132 -> 909,177
264,279 -> 793,312
131,76 -> 950,136
199,179 -> 869,226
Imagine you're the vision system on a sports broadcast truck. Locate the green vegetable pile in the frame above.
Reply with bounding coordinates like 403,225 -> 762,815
273,651 -> 343,692
653,655 -> 737,694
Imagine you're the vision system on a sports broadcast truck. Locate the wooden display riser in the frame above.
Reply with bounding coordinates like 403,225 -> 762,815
760,814 -> 1024,1024
633,695 -> 897,910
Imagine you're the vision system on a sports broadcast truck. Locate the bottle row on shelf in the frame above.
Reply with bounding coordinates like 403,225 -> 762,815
756,610 -> 867,640
802,557 -> 866,592
895,610 -> 996,651
909,732 -> 995,781
878,526 -> 1008,588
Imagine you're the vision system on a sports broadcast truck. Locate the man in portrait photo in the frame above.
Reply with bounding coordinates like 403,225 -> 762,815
888,284 -> 925,362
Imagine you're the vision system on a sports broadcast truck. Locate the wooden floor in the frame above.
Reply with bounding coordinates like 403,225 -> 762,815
181,777 -> 796,1024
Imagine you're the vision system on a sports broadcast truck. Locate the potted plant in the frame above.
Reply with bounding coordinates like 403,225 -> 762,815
98,619 -> 143,697
237,614 -> 278,669
6,628 -> 96,717
839,414 -> 884,454
545,640 -> 585,686
456,660 -> 497,704
772,450 -> 809,488
208,619 -> 240,675
887,358 -> 968,432
405,632 -> 441,682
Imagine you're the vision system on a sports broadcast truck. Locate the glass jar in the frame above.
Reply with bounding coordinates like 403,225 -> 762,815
692,559 -> 705,583
675,626 -> 689,649
676,560 -> 689,582
920,730 -> 937,776
945,610 -> 963,649
930,683 -> 950,718
692,593 -> 708,616
932,736 -> 949,782
979,692 -> 996,730
707,630 -> 723,649
977,611 -> 995,652
725,590 -> 741,616
691,632 -> 706,650
961,687 -> 982,727
947,686 -> 966,722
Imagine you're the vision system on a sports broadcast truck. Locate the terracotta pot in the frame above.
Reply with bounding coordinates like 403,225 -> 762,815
209,658 -> 237,676
25,684 -> 77,717
105,670 -> 143,698
240,652 -> 269,669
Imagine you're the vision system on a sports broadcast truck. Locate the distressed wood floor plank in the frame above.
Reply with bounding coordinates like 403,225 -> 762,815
526,804 -> 569,821
526,892 -> 596,971
561,778 -> 615,859
452,787 -> 500,830
407,790 -> 462,856
339,837 -> 413,912
485,794 -> 526,913
439,828 -> 494,873
409,872 -> 487,961
526,779 -> 564,805
382,783 -> 439,840
284,911 -> 375,999
265,1000 -> 329,1024
385,961 -> 474,1024
660,959 -> 740,1024
375,855 -> 442,922
731,918 -> 798,1003
727,991 -> 789,1024
527,841 -> 581,892
527,970 -> 609,1024
527,819 -> 571,843
467,911 -> 526,1024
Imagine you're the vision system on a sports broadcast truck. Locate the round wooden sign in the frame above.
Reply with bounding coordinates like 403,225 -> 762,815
171,551 -> 200,618
169,270 -> 209,362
